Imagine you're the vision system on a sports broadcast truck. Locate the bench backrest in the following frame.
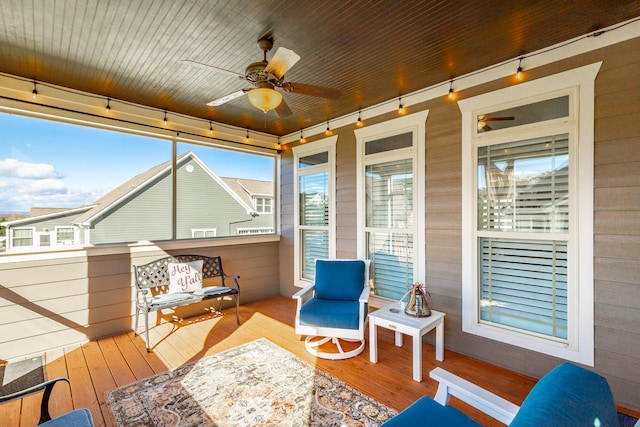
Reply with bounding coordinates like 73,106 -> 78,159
133,255 -> 225,290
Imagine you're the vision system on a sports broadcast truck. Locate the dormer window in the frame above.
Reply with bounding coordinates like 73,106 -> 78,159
255,197 -> 272,214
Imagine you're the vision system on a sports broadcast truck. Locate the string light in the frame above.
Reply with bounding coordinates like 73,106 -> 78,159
398,96 -> 406,115
245,129 -> 250,143
209,121 -> 214,135
163,111 -> 168,126
31,81 -> 38,100
356,111 -> 363,127
516,57 -> 524,81
299,130 -> 306,143
447,79 -> 456,101
105,97 -> 111,114
325,121 -> 333,136
277,137 -> 281,150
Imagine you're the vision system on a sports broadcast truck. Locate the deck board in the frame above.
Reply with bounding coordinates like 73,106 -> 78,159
1,296 -> 638,426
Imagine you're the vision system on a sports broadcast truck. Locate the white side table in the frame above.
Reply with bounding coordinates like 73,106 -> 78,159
368,302 -> 445,382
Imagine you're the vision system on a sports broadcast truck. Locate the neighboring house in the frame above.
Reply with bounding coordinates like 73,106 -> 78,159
2,152 -> 274,251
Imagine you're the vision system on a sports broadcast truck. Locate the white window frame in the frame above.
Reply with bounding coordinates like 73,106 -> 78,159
254,197 -> 273,214
459,62 -> 601,365
293,136 -> 337,288
192,228 -> 217,238
55,226 -> 78,246
10,227 -> 35,249
355,111 -> 428,307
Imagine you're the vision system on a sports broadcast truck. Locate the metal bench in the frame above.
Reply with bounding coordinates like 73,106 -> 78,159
133,254 -> 240,351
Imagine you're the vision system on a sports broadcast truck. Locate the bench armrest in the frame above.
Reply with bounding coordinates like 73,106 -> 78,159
430,367 -> 520,425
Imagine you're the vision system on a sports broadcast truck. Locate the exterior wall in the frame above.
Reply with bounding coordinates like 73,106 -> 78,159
7,211 -> 87,248
175,158 -> 264,238
0,237 -> 280,361
90,171 -> 173,243
279,37 -> 640,411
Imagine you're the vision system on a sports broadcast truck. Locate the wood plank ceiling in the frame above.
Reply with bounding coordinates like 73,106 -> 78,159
0,0 -> 638,136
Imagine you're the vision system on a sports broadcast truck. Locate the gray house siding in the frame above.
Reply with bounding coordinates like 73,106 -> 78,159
176,158 -> 256,238
89,171 -> 172,244
8,211 -> 88,247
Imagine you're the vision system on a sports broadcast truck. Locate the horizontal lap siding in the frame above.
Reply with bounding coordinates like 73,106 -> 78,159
0,240 -> 280,361
278,37 -> 640,412
591,37 -> 640,412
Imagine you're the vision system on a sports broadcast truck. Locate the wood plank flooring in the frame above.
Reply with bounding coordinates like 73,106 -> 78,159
1,296 -> 637,426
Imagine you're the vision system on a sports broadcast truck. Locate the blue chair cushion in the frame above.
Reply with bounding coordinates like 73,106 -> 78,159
314,260 -> 365,300
381,396 -> 482,427
510,362 -> 618,427
299,299 -> 361,330
41,408 -> 94,427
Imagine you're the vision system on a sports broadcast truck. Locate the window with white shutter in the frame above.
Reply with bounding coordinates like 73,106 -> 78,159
293,137 -> 336,286
460,63 -> 600,365
355,111 -> 428,303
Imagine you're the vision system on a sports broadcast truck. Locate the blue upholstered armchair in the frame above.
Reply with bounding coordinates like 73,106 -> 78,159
293,259 -> 370,360
382,362 -> 620,427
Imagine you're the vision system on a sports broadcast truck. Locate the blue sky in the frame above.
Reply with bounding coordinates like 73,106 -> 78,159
0,113 -> 275,213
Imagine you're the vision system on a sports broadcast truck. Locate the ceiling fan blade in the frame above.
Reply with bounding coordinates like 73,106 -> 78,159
206,90 -> 246,106
281,82 -> 341,99
264,47 -> 300,80
275,98 -> 293,118
181,59 -> 244,79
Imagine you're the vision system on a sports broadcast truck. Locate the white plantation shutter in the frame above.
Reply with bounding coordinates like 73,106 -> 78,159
365,157 -> 414,300
478,134 -> 569,233
477,134 -> 569,340
479,238 -> 568,339
299,171 -> 329,280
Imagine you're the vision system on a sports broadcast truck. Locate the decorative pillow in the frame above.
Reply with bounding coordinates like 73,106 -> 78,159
167,260 -> 203,294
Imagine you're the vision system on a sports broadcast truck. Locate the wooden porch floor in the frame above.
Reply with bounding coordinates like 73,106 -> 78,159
2,296 -> 635,426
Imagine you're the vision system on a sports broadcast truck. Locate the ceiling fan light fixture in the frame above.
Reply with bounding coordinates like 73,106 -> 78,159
247,87 -> 283,113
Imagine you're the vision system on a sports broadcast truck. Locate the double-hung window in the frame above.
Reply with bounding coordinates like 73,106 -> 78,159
355,111 -> 428,302
293,136 -> 337,286
460,63 -> 600,365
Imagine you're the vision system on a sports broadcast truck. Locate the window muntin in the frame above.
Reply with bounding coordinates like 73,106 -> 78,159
255,197 -> 272,213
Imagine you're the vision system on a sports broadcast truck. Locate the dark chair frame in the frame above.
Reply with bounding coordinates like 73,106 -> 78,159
0,377 -> 93,426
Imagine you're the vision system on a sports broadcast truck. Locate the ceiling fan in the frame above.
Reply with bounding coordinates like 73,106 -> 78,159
477,114 -> 515,132
182,37 -> 341,118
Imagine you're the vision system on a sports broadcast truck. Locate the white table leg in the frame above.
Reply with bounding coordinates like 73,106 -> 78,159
435,318 -> 444,361
412,332 -> 422,382
369,320 -> 378,363
395,331 -> 403,347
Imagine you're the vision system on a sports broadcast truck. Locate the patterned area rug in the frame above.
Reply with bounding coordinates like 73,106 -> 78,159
107,338 -> 396,426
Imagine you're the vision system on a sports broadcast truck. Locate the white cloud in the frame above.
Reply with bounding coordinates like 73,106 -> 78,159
0,178 -> 101,213
0,158 -> 61,179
